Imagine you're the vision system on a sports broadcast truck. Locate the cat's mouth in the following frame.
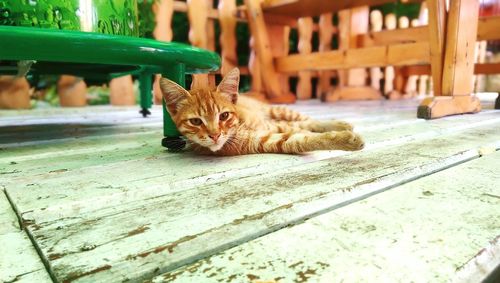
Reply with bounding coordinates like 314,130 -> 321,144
207,138 -> 226,152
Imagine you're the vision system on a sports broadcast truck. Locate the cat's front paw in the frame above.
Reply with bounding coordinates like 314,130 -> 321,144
334,131 -> 365,151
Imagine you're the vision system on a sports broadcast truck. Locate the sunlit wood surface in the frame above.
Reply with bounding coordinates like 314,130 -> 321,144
1,98 -> 499,282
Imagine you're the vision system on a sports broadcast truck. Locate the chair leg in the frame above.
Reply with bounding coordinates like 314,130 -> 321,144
417,0 -> 481,119
495,93 -> 500,110
139,73 -> 152,117
161,64 -> 186,151
244,0 -> 295,103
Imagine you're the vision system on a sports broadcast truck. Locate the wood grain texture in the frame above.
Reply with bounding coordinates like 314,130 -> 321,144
0,191 -> 52,282
441,0 -> 480,96
160,151 -> 500,282
427,0 -> 447,96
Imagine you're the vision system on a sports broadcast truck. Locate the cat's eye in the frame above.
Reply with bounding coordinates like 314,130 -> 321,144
189,118 -> 203,126
219,112 -> 230,121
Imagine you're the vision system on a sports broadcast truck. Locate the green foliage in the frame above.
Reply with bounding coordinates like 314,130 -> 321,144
87,86 -> 111,105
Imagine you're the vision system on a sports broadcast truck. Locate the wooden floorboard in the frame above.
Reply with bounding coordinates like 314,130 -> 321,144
0,99 -> 499,282
158,151 -> 500,283
0,190 -> 52,283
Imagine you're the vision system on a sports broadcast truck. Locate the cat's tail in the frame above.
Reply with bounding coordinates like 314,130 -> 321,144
268,106 -> 310,121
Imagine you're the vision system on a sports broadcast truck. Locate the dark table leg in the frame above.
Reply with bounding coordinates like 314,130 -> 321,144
139,73 -> 152,117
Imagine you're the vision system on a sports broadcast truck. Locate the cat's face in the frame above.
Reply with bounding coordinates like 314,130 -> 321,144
160,68 -> 240,152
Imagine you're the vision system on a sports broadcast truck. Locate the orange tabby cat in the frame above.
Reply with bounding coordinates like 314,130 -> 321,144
160,68 -> 364,156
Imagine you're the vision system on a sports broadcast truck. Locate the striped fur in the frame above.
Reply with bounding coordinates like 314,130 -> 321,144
160,68 -> 364,155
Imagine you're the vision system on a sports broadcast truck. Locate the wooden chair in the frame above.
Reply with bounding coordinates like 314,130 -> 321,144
399,1 -> 500,114
245,0 -> 425,102
245,0 -> 491,119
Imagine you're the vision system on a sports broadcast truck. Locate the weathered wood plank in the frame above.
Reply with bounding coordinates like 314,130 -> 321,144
0,232 -> 53,283
0,191 -> 52,283
0,112 -> 428,182
8,119 -> 500,282
0,192 -> 19,233
159,151 -> 500,282
6,111 -> 500,221
0,103 -> 422,161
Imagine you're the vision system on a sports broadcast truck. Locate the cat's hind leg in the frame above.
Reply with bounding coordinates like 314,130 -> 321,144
288,120 -> 354,132
268,106 -> 310,121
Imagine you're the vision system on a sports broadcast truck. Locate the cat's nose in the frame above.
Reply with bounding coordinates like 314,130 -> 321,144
209,133 -> 221,142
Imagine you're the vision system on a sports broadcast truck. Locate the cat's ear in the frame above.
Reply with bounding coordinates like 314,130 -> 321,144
217,68 -> 239,104
159,77 -> 190,115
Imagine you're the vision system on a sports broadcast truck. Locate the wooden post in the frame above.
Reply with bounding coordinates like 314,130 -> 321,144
392,16 -> 410,99
205,0 -> 217,88
109,76 -> 136,105
296,17 -> 313,100
152,0 -> 174,104
317,13 -> 334,100
418,0 -> 481,119
206,0 -> 216,52
218,0 -> 238,76
271,25 -> 291,96
418,1 -> 431,97
244,0 -> 296,103
384,13 -> 399,98
187,0 -> 213,89
58,75 -> 87,107
473,40 -> 487,92
248,36 -> 263,93
109,77 -> 135,106
405,19 -> 421,97
325,6 -> 381,102
369,10 -> 383,91
0,76 -> 31,109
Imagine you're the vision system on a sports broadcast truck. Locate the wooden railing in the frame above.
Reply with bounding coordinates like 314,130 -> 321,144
2,0 -> 499,110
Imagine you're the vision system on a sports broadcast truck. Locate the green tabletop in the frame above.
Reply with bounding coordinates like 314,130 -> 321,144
0,25 -> 220,78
